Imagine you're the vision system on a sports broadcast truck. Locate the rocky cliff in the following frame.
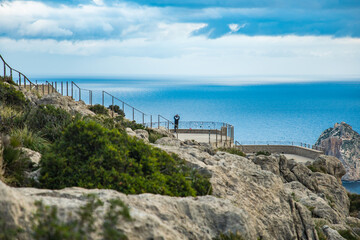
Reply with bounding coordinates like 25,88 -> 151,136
1,136 -> 359,239
1,88 -> 359,239
315,122 -> 360,181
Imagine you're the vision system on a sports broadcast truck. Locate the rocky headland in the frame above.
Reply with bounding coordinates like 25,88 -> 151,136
1,82 -> 360,239
315,122 -> 360,181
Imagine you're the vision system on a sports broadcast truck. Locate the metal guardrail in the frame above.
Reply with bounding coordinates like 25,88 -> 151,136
235,140 -> 325,151
1,54 -> 236,143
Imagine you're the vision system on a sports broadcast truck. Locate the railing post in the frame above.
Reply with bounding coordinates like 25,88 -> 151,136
90,91 -> 92,106
66,82 -> 68,96
132,108 -> 134,121
122,102 -> 124,112
158,115 -> 160,129
142,113 -> 144,125
167,120 -> 169,130
42,83 -> 44,95
10,68 -> 12,81
55,82 -> 57,92
102,91 -> 104,106
3,62 -> 5,77
24,75 -> 26,88
150,115 -> 152,128
71,82 -> 73,98
47,82 -> 50,94
112,96 -> 114,117
61,82 -> 63,95
18,72 -> 21,86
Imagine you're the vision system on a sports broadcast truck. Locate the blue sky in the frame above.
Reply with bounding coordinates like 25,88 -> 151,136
0,0 -> 359,82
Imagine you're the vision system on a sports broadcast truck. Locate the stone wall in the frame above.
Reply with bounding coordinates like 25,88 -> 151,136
237,145 -> 323,159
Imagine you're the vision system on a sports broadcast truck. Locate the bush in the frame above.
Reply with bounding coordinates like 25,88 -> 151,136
348,193 -> 360,217
32,195 -> 130,240
89,104 -> 108,115
338,229 -> 358,240
10,126 -> 50,153
26,105 -> 72,142
2,144 -> 34,187
255,151 -> 271,156
40,120 -> 211,197
214,231 -> 246,240
148,129 -> 167,143
0,106 -> 26,133
0,82 -> 28,109
0,76 -> 16,85
218,148 -> 246,157
108,105 -> 125,117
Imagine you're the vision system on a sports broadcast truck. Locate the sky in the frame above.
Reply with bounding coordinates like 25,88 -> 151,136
0,0 -> 360,83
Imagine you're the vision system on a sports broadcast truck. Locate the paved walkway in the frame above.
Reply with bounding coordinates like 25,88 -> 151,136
283,154 -> 314,163
176,133 -> 224,143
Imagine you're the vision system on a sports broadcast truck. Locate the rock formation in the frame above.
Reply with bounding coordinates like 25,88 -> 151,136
315,122 -> 360,181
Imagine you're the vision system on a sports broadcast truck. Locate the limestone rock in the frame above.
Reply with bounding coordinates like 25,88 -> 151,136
135,129 -> 149,143
19,148 -> 41,166
315,122 -> 360,181
250,154 -> 350,224
35,94 -> 95,116
312,155 -> 347,181
150,127 -> 175,138
125,127 -> 136,137
155,137 -> 182,147
322,225 -> 346,240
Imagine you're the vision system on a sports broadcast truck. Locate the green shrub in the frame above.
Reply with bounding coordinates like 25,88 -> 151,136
0,106 -> 26,133
121,119 -> 145,130
2,145 -> 34,187
26,105 -> 72,142
89,104 -> 108,115
348,193 -> 360,217
0,218 -> 23,240
108,105 -> 125,117
338,229 -> 358,240
218,148 -> 246,157
307,164 -> 327,173
255,151 -> 271,156
0,76 -> 16,85
40,120 -> 211,197
214,231 -> 246,240
0,82 -> 28,109
32,195 -> 130,240
10,126 -> 50,153
148,129 -> 167,143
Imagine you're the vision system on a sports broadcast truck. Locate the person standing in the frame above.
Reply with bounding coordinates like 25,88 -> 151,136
174,114 -> 180,132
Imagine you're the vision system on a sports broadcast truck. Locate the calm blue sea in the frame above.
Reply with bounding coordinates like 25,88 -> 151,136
36,77 -> 360,193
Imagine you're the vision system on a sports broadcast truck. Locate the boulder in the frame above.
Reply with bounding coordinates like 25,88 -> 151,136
155,137 -> 182,147
312,155 -> 346,181
125,128 -> 136,137
322,225 -> 346,240
135,129 -> 149,143
35,94 -> 95,116
19,148 -> 41,166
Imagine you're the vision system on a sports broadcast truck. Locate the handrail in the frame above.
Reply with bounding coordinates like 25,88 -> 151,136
102,90 -> 147,123
0,54 -> 35,88
234,140 -> 325,151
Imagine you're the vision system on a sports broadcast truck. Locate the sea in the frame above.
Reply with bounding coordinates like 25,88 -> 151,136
36,77 -> 360,193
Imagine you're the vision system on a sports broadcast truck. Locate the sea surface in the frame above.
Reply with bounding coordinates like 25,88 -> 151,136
36,77 -> 360,193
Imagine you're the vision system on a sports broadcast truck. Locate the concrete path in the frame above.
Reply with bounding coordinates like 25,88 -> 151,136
176,133 -> 223,143
283,154 -> 314,163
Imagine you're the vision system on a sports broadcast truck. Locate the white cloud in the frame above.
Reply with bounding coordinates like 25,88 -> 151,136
1,35 -> 359,79
228,23 -> 246,32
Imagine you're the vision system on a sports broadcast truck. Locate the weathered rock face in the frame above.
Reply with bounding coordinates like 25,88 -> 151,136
250,154 -> 349,224
315,122 -> 360,181
0,136 -> 354,239
35,93 -> 95,116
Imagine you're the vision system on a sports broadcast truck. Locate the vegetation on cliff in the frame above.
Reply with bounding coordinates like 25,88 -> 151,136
0,83 -> 211,197
40,120 -> 211,196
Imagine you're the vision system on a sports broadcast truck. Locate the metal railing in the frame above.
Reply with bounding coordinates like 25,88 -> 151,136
0,54 -> 35,88
0,54 -> 235,143
235,140 -> 325,151
102,91 -> 147,124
